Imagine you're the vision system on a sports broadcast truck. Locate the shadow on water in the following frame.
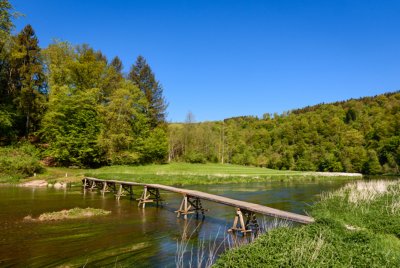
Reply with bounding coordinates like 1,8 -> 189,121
0,179 -> 352,267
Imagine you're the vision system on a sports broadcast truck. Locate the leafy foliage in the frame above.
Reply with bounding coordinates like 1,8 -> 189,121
170,92 -> 400,174
0,143 -> 44,182
39,42 -> 168,166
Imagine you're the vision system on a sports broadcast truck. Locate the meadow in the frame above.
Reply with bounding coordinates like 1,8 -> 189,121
16,162 -> 360,186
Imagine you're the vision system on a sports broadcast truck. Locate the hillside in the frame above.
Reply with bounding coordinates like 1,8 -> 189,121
168,91 -> 400,174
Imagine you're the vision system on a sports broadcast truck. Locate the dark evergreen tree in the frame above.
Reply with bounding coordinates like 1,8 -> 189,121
110,56 -> 123,74
128,55 -> 167,128
9,24 -> 46,137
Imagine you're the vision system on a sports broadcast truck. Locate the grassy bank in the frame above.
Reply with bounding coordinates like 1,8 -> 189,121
4,162 -> 362,186
214,180 -> 400,267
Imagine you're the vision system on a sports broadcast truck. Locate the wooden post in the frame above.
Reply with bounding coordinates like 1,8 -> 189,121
101,182 -> 108,195
115,184 -> 126,200
82,178 -> 88,189
137,186 -> 162,208
137,186 -> 150,208
175,195 -> 192,219
228,208 -> 253,234
175,195 -> 207,219
90,180 -> 97,190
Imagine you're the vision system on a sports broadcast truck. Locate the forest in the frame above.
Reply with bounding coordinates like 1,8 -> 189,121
170,92 -> 400,175
1,1 -> 399,175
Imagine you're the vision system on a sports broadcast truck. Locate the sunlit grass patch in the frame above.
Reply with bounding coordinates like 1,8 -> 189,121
324,180 -> 399,205
24,207 -> 111,221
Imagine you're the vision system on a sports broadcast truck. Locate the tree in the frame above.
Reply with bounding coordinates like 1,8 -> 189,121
40,87 -> 103,167
41,42 -> 109,166
128,55 -> 167,128
363,149 -> 382,175
0,0 -> 16,142
110,56 -> 123,74
97,80 -> 149,164
8,24 -> 46,136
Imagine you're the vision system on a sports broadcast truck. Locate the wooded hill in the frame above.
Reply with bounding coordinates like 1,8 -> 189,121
169,92 -> 400,175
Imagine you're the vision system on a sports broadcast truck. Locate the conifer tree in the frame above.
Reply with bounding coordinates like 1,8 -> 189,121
110,56 -> 123,74
9,24 -> 46,136
128,55 -> 167,128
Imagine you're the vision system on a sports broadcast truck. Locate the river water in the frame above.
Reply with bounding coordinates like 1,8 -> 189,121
0,180 -> 351,267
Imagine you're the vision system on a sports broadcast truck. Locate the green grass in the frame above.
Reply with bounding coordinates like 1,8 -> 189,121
12,162 -> 360,186
24,207 -> 111,221
84,163 -> 354,186
214,180 -> 400,267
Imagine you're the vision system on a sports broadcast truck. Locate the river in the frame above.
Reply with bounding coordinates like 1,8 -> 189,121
0,180 -> 351,267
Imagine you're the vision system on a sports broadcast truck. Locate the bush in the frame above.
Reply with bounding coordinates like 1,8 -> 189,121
184,151 -> 207,164
0,144 -> 44,182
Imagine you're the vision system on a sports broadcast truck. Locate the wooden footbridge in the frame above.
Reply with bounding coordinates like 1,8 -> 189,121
83,177 -> 314,233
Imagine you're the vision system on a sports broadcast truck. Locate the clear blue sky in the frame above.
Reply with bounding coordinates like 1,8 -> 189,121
13,0 -> 400,122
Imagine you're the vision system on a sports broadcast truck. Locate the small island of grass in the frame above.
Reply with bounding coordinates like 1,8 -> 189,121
24,207 -> 111,222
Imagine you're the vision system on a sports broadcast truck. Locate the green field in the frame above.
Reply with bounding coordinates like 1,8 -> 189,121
83,163 -> 355,186
9,163 -> 360,186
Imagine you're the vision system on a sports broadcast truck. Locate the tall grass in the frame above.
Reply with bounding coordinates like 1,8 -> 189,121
214,180 -> 400,267
175,218 -> 290,267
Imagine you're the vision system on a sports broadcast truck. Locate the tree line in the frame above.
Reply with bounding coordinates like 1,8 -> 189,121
169,92 -> 400,175
0,1 -> 168,167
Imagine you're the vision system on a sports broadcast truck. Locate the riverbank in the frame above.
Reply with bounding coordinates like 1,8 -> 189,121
8,163 -> 363,186
214,179 -> 400,267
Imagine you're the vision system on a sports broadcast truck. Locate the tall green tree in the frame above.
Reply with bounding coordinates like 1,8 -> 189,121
128,55 -> 167,128
0,0 -> 16,141
41,42 -> 108,166
97,80 -> 149,164
9,24 -> 46,136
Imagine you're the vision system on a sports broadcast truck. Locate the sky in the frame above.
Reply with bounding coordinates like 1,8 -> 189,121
12,0 -> 400,122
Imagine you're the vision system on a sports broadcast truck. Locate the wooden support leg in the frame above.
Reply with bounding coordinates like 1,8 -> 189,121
115,184 -> 126,200
175,195 -> 207,220
175,195 -> 192,219
176,196 -> 186,218
137,187 -> 162,208
82,178 -> 88,189
137,186 -> 150,208
101,182 -> 108,195
90,181 -> 97,190
228,208 -> 253,234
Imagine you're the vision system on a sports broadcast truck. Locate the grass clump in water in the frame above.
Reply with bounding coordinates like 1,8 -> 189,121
24,207 -> 111,221
214,180 -> 400,267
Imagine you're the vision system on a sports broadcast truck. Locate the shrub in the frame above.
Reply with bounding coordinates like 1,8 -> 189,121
0,144 -> 44,182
